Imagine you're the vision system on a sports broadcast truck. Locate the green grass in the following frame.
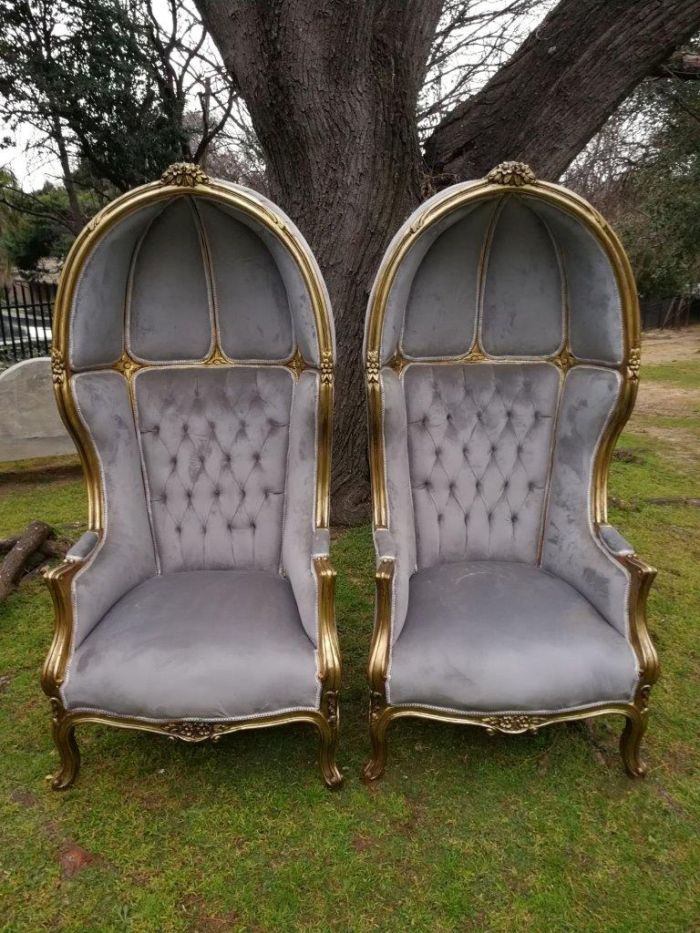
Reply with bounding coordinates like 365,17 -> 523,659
1,368 -> 700,932
643,361 -> 700,389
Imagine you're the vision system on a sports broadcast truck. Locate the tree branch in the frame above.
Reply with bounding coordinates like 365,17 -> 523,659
424,0 -> 700,183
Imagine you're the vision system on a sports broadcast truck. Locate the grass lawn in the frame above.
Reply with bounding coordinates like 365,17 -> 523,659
1,333 -> 699,931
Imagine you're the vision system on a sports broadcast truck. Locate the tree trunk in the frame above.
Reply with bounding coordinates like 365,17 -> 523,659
424,0 -> 700,182
0,520 -> 51,602
195,0 -> 441,523
196,0 -> 700,523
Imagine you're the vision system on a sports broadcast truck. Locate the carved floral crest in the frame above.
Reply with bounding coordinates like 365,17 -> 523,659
366,350 -> 380,384
160,162 -> 209,188
487,161 -> 536,187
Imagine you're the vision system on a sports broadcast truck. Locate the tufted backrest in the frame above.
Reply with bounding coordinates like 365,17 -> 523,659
405,362 -> 559,567
58,175 -> 333,589
366,172 -> 637,583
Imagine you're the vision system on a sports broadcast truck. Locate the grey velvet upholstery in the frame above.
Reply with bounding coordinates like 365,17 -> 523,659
135,366 -> 292,574
63,570 -> 319,719
71,372 -> 156,647
367,181 -> 641,715
60,183 -> 333,721
388,561 -> 638,711
404,362 -> 559,569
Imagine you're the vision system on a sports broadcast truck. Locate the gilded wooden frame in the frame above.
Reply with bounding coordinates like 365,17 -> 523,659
363,162 -> 658,782
42,163 -> 342,790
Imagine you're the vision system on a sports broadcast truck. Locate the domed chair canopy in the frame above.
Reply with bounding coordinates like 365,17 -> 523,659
363,163 -> 658,780
43,164 -> 341,789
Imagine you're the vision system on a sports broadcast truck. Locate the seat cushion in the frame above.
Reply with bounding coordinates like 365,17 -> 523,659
389,561 -> 638,712
62,570 -> 320,720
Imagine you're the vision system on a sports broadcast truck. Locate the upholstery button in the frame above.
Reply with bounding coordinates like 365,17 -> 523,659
512,513 -> 519,523
170,456 -> 177,467
182,424 -> 188,434
449,482 -> 456,492
517,444 -> 523,455
199,454 -> 205,464
528,481 -> 535,492
186,490 -> 192,500
424,480 -> 432,490
435,447 -> 442,457
153,425 -> 159,435
446,413 -> 452,422
476,411 -> 482,421
475,480 -> 481,491
253,452 -> 261,463
462,445 -> 468,456
437,513 -> 443,523
503,480 -> 509,490
175,525 -> 181,534
464,512 -> 469,523
241,490 -> 246,500
227,522 -> 233,532
214,488 -> 221,498
490,444 -> 496,454
250,521 -> 256,530
421,416 -> 428,427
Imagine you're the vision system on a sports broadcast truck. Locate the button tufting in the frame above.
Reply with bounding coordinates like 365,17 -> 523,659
182,423 -> 188,434
512,513 -> 519,523
170,456 -> 177,467
250,521 -> 256,530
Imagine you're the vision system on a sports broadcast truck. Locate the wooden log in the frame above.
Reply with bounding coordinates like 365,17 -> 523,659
0,521 -> 51,601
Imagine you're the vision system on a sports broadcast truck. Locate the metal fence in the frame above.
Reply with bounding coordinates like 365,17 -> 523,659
0,281 -> 56,362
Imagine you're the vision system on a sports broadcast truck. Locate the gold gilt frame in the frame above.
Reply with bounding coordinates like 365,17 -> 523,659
363,161 -> 658,782
42,163 -> 342,790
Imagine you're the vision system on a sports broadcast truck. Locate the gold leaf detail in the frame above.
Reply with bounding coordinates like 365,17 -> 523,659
627,347 -> 641,382
205,343 -> 229,366
466,343 -> 487,363
325,690 -> 339,725
487,161 -> 536,187
482,714 -> 546,734
163,721 -> 229,741
286,346 -> 307,379
388,351 -> 408,376
50,348 -> 66,385
320,349 -> 334,385
555,347 -> 577,372
366,350 -> 380,385
160,162 -> 209,188
113,352 -> 142,380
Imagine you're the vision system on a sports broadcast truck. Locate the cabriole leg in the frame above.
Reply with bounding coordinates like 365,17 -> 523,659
50,702 -> 81,790
363,702 -> 390,782
318,696 -> 343,789
620,707 -> 648,778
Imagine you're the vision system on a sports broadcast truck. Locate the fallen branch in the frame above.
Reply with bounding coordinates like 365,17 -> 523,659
0,521 -> 52,601
645,497 -> 700,508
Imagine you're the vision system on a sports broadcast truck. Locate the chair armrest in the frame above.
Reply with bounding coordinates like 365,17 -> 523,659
597,523 -> 634,556
65,531 -> 100,563
311,528 -> 330,558
373,528 -> 397,563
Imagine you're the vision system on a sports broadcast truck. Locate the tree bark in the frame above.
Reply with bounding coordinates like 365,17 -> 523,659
195,0 -> 441,523
424,0 -> 700,182
196,0 -> 700,523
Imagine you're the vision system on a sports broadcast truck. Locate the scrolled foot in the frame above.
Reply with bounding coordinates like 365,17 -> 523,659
620,711 -> 648,778
50,709 -> 81,791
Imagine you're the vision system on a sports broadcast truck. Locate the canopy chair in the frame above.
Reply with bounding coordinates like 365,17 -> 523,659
43,163 -> 341,789
363,161 -> 658,781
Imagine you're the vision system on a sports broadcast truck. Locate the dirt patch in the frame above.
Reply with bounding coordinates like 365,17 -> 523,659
60,843 -> 103,879
630,422 -> 700,473
633,380 -> 700,420
642,324 -> 700,364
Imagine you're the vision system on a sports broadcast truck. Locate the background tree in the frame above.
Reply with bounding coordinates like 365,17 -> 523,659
194,0 -> 700,522
0,0 -> 243,225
